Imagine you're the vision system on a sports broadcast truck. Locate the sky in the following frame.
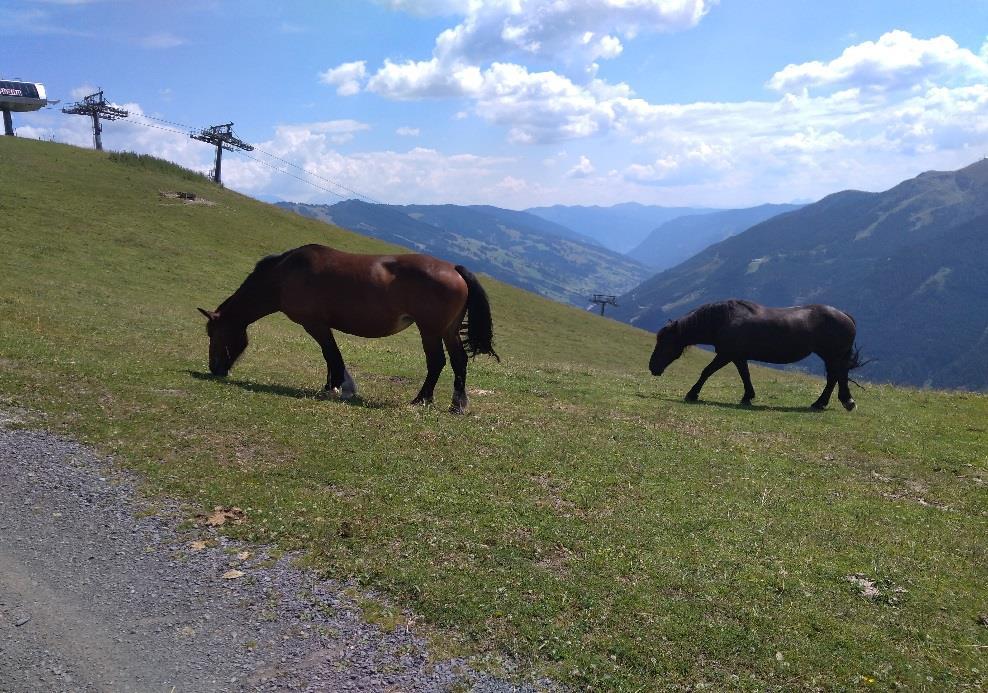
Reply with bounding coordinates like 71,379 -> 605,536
4,0 -> 988,210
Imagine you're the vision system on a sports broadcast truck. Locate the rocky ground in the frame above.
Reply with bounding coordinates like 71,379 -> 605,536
0,412 -> 541,692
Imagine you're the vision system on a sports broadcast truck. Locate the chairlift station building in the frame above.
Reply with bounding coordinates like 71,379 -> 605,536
1,80 -> 50,136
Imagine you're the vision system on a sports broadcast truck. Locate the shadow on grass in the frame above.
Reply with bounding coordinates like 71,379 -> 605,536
186,371 -> 386,409
639,392 -> 824,414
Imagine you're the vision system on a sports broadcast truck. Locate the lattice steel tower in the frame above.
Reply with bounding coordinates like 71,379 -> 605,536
190,123 -> 254,184
61,90 -> 128,151
590,294 -> 618,316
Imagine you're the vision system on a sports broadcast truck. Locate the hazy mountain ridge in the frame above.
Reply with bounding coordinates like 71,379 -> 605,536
276,200 -> 651,307
525,203 -> 714,253
612,160 -> 988,389
628,203 -> 804,270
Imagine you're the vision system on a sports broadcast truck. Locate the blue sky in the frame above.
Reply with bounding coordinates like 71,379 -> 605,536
5,0 -> 988,209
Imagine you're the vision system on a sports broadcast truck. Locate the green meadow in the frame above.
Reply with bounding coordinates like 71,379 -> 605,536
1,138 -> 985,690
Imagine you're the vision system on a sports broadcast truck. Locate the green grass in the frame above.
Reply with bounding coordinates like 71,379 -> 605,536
1,137 -> 986,689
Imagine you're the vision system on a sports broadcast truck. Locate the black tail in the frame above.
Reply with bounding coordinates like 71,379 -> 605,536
455,266 -> 499,362
846,343 -> 874,388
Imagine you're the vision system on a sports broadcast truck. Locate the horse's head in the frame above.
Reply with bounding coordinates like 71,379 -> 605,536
649,321 -> 685,376
198,307 -> 248,377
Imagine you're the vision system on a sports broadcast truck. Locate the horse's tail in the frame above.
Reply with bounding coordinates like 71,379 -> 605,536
454,266 -> 500,362
845,343 -> 874,388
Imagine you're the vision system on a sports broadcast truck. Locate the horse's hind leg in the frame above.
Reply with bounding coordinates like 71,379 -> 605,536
443,328 -> 469,414
304,324 -> 356,399
685,353 -> 731,402
837,370 -> 856,411
412,333 -> 446,406
734,359 -> 756,405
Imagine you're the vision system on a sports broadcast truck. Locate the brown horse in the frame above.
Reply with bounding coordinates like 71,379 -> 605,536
198,244 -> 498,413
649,299 -> 865,410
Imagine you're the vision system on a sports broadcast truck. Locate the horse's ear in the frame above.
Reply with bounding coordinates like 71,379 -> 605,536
197,307 -> 217,320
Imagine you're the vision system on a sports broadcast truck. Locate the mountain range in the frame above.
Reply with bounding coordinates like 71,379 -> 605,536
612,159 -> 988,390
276,200 -> 650,307
627,203 -> 803,270
525,203 -> 713,253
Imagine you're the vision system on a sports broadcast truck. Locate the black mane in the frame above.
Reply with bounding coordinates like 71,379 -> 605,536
674,299 -> 755,340
217,250 -> 292,314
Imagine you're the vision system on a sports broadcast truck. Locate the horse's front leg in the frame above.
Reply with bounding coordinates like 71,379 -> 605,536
811,363 -> 837,410
412,333 -> 446,406
685,353 -> 731,402
304,324 -> 357,400
734,359 -> 756,405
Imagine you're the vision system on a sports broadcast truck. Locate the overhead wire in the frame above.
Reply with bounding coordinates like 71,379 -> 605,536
249,144 -> 383,205
131,112 -> 196,130
233,149 -> 351,202
124,113 -> 382,205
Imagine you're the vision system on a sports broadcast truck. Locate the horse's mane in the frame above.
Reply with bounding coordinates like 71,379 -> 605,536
217,250 -> 292,313
672,299 -> 758,342
251,250 -> 291,278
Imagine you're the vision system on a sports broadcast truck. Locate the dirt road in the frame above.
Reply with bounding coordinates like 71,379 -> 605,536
0,416 -> 530,692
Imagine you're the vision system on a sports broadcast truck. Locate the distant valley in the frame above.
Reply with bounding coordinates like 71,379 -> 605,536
627,204 -> 803,271
276,200 -> 651,307
525,202 -> 713,254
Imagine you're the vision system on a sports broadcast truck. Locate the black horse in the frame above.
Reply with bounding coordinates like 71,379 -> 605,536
649,299 -> 864,410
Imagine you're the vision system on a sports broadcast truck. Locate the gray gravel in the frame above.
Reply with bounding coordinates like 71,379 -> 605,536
0,411 -> 542,692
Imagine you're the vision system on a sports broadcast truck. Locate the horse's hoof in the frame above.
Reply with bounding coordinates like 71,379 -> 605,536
339,388 -> 356,401
316,387 -> 340,400
449,404 -> 467,415
740,399 -> 753,407
411,397 -> 433,406
684,394 -> 699,403
810,402 -> 827,411
842,399 -> 857,412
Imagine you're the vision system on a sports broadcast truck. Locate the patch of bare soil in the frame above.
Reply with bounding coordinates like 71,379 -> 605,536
159,190 -> 216,206
845,574 -> 908,605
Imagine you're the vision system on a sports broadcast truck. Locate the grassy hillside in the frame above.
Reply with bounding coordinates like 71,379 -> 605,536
615,160 -> 988,390
1,138 -> 986,690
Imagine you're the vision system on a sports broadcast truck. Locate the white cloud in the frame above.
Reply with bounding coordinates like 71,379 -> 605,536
768,30 -> 988,94
318,60 -> 367,96
138,32 -> 185,49
624,141 -> 732,186
271,119 -> 371,145
224,137 -> 521,206
0,6 -> 92,36
375,0 -> 470,15
566,155 -> 595,178
396,126 -> 420,136
426,0 -> 711,65
367,57 -> 484,99
70,84 -> 99,99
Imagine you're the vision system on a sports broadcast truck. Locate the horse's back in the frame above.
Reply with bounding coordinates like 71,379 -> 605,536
715,300 -> 855,362
275,245 -> 468,337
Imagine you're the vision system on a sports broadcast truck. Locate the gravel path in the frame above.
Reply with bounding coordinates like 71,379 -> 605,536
0,413 -> 538,692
